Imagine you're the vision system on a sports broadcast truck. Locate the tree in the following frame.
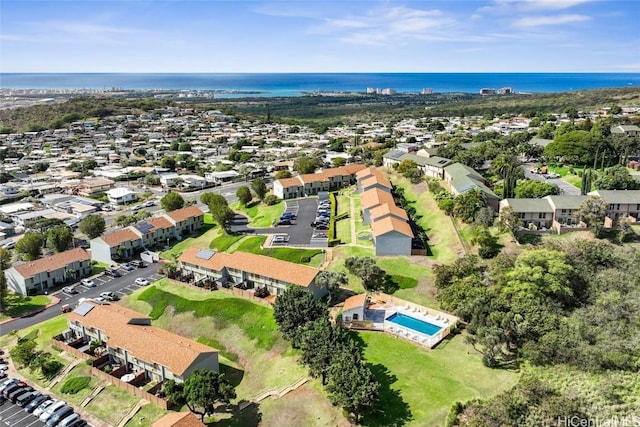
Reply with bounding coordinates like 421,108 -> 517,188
200,192 -> 226,208
0,247 -> 11,270
332,157 -> 347,167
344,257 -> 387,291
273,286 -> 327,347
580,168 -> 595,195
299,318 -> 352,385
314,271 -> 347,305
294,155 -> 322,174
263,194 -> 279,206
327,347 -> 380,424
236,186 -> 252,207
514,180 -> 560,198
161,191 -> 185,212
498,206 -> 523,240
593,165 -> 640,190
0,271 -> 8,314
274,170 -> 292,179
47,225 -> 73,253
453,188 -> 486,223
470,226 -> 500,259
178,142 -> 192,152
15,232 -> 45,261
544,131 -> 597,166
578,196 -> 607,237
160,156 -> 176,171
79,214 -> 106,239
474,207 -> 495,228
251,178 -> 267,201
181,369 -> 236,421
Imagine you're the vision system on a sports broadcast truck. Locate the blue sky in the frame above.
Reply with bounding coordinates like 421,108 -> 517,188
1,0 -> 638,72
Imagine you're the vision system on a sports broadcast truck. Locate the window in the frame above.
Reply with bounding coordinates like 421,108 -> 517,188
539,213 -> 547,219
561,209 -> 567,214
518,213 -> 526,219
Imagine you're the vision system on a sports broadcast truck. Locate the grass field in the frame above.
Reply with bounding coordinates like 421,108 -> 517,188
0,294 -> 51,322
210,233 -> 245,252
359,331 -> 519,427
389,172 -> 464,264
378,257 -> 439,308
327,246 -> 375,293
124,403 -> 168,427
232,235 -> 325,267
231,200 -> 284,227
86,385 -> 139,426
50,363 -> 102,406
91,260 -> 111,276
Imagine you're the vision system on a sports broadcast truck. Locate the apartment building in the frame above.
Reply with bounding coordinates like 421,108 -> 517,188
272,164 -> 366,199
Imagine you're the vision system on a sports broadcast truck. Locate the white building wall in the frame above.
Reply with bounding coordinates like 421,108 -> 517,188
374,232 -> 412,256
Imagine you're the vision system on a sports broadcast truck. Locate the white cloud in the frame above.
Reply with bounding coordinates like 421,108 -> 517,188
513,14 -> 591,27
492,0 -> 594,11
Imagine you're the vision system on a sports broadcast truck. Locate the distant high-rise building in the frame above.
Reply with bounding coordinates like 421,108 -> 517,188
421,88 -> 433,95
480,88 -> 496,95
497,87 -> 514,95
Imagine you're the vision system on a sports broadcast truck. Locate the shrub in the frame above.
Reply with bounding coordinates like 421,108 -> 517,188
61,376 -> 91,394
263,194 -> 279,206
41,360 -> 63,380
300,256 -> 311,263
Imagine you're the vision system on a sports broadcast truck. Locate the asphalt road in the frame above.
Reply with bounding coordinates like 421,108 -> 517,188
522,163 -> 581,196
0,263 -> 163,337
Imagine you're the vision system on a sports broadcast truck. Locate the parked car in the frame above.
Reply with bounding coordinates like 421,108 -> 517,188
3,381 -> 27,398
66,419 -> 87,427
92,297 -> 108,305
46,405 -> 74,426
80,279 -> 95,287
33,399 -> 56,417
314,224 -> 329,230
143,200 -> 155,208
61,304 -> 72,313
10,386 -> 33,403
0,371 -> 6,380
277,219 -> 292,226
280,212 -> 296,220
39,401 -> 67,421
58,413 -> 81,427
25,394 -> 49,413
129,260 -> 146,268
100,292 -> 118,301
273,235 -> 289,243
17,391 -> 41,407
104,268 -> 121,277
312,233 -> 328,238
62,286 -> 77,294
316,211 -> 330,217
131,205 -> 142,212
120,263 -> 134,271
134,278 -> 150,286
0,378 -> 18,395
545,173 -> 560,179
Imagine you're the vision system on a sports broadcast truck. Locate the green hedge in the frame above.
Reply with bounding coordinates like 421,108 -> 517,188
61,376 -> 91,394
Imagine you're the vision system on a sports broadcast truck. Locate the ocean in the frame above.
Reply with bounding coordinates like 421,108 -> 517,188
1,73 -> 639,97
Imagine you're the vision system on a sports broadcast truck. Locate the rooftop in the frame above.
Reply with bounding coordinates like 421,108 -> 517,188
165,205 -> 204,223
12,248 -> 90,279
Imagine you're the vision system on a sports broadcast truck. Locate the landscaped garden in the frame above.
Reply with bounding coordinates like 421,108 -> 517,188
50,363 -> 102,406
230,199 -> 284,227
85,385 -> 140,426
124,403 -> 168,427
0,293 -> 51,322
160,213 -> 220,259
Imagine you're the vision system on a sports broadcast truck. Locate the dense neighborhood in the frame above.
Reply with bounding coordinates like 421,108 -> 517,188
0,95 -> 639,427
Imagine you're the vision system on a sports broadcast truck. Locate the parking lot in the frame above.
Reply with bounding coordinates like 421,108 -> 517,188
0,397 -> 48,427
271,198 -> 320,246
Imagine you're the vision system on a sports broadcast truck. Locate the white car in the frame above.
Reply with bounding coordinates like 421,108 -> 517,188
80,279 -> 95,288
33,400 -> 56,417
134,278 -> 150,286
143,200 -> 155,208
546,173 -> 560,179
92,297 -> 108,305
273,235 -> 289,243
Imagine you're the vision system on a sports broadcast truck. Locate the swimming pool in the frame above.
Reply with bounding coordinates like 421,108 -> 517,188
386,312 -> 442,336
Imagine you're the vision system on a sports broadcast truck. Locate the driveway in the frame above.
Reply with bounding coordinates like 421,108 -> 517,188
0,263 -> 163,336
523,163 -> 581,196
228,198 -> 319,246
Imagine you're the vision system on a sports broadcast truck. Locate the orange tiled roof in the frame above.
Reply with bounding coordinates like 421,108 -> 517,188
343,293 -> 367,312
146,216 -> 174,231
68,302 -> 217,376
360,174 -> 392,190
153,412 -> 204,427
277,177 -> 304,188
100,228 -> 141,247
13,248 -> 90,279
165,205 -> 204,223
360,188 -> 395,210
371,216 -> 414,238
369,203 -> 409,222
179,247 -> 319,287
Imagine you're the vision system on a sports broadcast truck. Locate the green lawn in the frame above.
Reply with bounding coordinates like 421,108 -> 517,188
0,315 -> 68,348
85,385 -> 139,426
0,294 -> 51,322
50,363 -> 102,406
389,172 -> 464,264
124,404 -> 167,427
378,258 -> 439,308
231,200 -> 284,227
336,194 -> 350,216
160,221 -> 221,259
327,246 -> 375,293
135,283 -> 279,350
232,236 -> 325,267
548,165 -> 584,189
209,233 -> 245,252
91,260 -> 111,276
336,216 -> 352,245
360,331 -> 519,427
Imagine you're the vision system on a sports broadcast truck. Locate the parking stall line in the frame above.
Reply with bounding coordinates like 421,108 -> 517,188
0,405 -> 16,415
11,412 -> 33,424
23,418 -> 42,427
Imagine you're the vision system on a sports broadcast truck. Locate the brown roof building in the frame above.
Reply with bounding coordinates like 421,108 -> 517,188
273,164 -> 366,199
5,248 -> 92,295
178,247 -> 326,299
153,412 -> 205,427
67,301 -> 219,382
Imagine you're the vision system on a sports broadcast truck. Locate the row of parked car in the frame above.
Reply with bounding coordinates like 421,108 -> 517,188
0,377 -> 87,427
310,199 -> 331,231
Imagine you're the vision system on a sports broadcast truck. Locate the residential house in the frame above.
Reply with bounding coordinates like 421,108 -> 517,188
132,216 -> 175,248
273,177 -> 305,199
360,188 -> 395,224
368,203 -> 409,224
444,163 -> 500,210
178,247 -> 326,299
66,301 -> 219,383
4,248 -> 91,295
107,188 -> 139,205
383,151 -> 452,179
371,216 -> 414,256
611,125 -> 640,138
341,294 -> 367,322
500,198 -> 555,230
356,167 -> 392,193
0,221 -> 15,237
153,412 -> 205,427
589,190 -> 640,224
164,205 -> 205,236
272,164 -> 366,199
90,228 -> 143,264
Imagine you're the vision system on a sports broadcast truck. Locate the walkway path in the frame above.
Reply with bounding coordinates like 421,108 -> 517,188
116,400 -> 149,427
349,195 -> 357,245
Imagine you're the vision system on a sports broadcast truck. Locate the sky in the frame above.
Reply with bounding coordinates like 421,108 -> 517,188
0,0 -> 638,73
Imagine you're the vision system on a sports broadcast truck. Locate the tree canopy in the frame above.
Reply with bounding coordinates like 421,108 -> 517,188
273,286 -> 327,347
79,214 -> 105,239
15,232 -> 45,261
160,191 -> 185,211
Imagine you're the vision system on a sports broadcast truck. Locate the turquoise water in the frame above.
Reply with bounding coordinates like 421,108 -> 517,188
1,73 -> 638,95
387,312 -> 442,336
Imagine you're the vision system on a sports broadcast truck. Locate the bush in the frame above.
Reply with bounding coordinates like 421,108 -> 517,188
41,360 -> 63,380
300,256 -> 311,263
61,376 -> 91,394
263,194 -> 279,206
478,245 -> 500,259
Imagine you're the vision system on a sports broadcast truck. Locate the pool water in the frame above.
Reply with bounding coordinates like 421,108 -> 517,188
387,312 -> 442,336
